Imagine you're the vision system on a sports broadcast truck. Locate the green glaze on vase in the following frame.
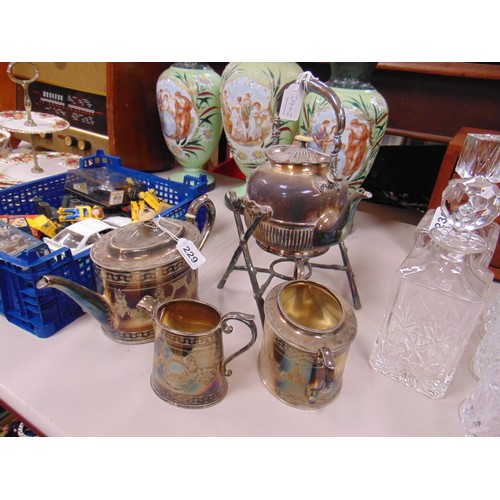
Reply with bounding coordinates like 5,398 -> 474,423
157,63 -> 222,187
220,62 -> 303,196
299,63 -> 389,191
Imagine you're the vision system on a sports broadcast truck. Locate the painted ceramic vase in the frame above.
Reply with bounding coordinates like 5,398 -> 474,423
220,62 -> 303,196
157,63 -> 222,187
299,63 -> 389,191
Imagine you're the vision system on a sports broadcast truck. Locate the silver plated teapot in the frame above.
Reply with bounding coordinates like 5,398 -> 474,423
37,195 -> 215,344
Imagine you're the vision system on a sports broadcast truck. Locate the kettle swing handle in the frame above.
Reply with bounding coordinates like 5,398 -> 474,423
220,312 -> 258,377
185,193 -> 216,250
270,71 -> 346,181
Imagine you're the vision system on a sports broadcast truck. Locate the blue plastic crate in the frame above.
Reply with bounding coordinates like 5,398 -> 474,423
0,149 -> 208,221
0,149 -> 208,337
0,246 -> 94,338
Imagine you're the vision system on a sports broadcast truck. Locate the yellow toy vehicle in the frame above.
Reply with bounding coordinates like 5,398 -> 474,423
130,189 -> 172,222
139,189 -> 171,214
130,199 -> 155,222
27,215 -> 60,238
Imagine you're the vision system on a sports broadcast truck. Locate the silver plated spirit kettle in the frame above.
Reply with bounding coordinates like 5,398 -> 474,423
243,73 -> 371,258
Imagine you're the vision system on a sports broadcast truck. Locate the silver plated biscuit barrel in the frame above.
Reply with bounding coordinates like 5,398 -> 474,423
259,280 -> 357,409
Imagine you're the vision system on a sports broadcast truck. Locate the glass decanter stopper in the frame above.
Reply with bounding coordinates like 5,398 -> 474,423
369,176 -> 499,399
454,133 -> 500,183
414,134 -> 500,268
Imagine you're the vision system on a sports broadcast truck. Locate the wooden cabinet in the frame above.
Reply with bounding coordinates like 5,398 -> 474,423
106,63 -> 175,171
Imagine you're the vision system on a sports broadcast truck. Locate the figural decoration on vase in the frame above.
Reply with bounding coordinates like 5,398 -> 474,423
298,62 -> 388,191
157,63 -> 222,188
220,62 -> 303,196
369,174 -> 500,400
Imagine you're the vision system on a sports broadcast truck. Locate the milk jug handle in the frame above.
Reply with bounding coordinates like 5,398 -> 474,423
221,312 -> 258,377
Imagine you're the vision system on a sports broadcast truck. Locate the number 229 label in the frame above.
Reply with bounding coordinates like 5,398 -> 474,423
176,237 -> 206,269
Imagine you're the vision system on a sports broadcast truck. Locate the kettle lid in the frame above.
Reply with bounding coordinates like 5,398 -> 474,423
266,135 -> 331,166
91,217 -> 199,270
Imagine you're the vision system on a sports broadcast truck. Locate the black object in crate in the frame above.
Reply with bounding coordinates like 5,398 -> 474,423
65,165 -> 147,207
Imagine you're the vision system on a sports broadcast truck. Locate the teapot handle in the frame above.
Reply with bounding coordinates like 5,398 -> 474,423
220,312 -> 258,377
185,194 -> 216,250
271,72 -> 346,179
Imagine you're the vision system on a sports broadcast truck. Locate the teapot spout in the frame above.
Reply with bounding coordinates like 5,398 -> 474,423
36,275 -> 114,330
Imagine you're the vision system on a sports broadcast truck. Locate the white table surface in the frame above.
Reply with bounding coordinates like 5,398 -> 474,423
1,170 -> 497,437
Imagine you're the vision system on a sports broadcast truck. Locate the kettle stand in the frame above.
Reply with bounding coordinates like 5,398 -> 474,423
217,192 -> 361,325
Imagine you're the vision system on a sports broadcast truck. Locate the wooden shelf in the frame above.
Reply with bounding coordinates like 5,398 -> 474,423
371,62 -> 500,143
377,62 -> 500,80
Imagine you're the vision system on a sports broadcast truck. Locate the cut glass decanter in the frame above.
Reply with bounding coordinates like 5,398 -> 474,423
370,176 -> 500,399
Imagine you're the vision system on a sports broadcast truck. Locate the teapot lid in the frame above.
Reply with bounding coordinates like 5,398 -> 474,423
266,135 -> 331,165
91,217 -> 200,271
265,280 -> 357,353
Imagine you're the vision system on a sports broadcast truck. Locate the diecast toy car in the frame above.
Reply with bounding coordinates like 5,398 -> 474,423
43,218 -> 116,256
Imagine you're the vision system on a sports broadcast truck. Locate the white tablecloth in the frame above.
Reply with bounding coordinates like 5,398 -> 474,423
1,171 -> 497,437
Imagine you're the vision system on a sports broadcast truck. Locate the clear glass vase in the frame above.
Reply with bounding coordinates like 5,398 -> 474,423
471,290 -> 500,379
460,360 -> 500,437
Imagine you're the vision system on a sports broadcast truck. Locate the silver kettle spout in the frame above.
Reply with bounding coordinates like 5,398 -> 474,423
315,188 -> 372,242
340,188 -> 373,237
37,275 -> 114,330
346,188 -> 372,220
